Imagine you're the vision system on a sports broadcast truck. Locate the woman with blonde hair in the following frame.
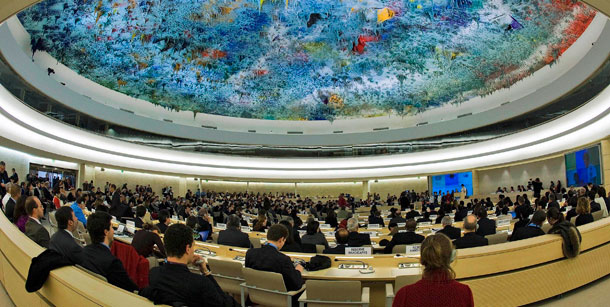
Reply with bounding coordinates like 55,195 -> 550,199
393,233 -> 473,307
575,197 -> 594,226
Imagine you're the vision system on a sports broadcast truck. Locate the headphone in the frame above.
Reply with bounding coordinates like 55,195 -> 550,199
450,249 -> 457,263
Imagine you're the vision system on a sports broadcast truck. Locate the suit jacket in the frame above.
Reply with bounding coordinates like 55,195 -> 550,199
405,210 -> 421,220
141,262 -> 237,307
347,231 -> 371,247
590,201 -> 601,213
5,198 -> 16,223
509,225 -> 545,242
323,244 -> 347,254
111,191 -> 121,209
437,225 -> 461,240
368,215 -> 384,227
134,217 -> 144,228
49,229 -> 84,265
475,217 -> 496,237
454,232 -> 488,249
157,222 -> 168,234
245,245 -> 303,291
384,231 -> 425,254
217,229 -> 252,248
80,243 -> 138,292
25,217 -> 50,248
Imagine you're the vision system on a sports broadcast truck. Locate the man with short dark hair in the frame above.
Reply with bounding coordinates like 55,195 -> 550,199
217,215 -> 251,248
475,206 -> 496,236
135,205 -> 146,228
454,215 -> 488,249
25,196 -> 49,248
80,212 -> 138,292
49,206 -> 83,264
383,219 -> 425,254
510,210 -> 547,242
141,224 -> 237,306
245,224 -> 304,292
437,216 -> 461,240
4,183 -> 20,223
323,228 -> 349,254
0,161 -> 9,198
157,210 -> 170,234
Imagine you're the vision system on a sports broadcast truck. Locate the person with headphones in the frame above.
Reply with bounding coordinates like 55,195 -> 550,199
393,233 -> 474,307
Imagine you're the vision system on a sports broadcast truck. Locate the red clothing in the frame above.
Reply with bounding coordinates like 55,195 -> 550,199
338,196 -> 347,209
53,196 -> 61,209
111,240 -> 150,289
393,271 -> 473,307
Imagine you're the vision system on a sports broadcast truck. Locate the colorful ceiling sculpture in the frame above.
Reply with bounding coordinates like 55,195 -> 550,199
18,0 -> 595,120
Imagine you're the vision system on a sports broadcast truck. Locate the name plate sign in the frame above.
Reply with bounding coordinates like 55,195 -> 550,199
171,215 -> 178,221
497,219 -> 510,227
397,223 -> 406,227
406,245 -> 421,255
418,222 -> 432,226
320,224 -> 332,229
126,220 -> 135,228
241,226 -> 251,232
345,247 -> 372,256
216,223 -> 227,230
367,224 -> 381,229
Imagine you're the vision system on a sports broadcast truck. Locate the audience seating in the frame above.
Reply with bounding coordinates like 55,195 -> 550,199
207,258 -> 247,300
249,237 -> 262,248
48,211 -> 58,235
485,232 -> 508,245
592,210 -> 603,221
385,274 -> 421,307
212,232 -> 219,243
298,280 -> 369,307
315,244 -> 325,254
82,232 -> 92,245
391,245 -> 407,254
541,223 -> 552,233
240,267 -> 306,307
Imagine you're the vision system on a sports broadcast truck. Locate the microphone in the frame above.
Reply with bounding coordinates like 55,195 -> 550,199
196,247 -> 215,256
229,248 -> 246,254
333,258 -> 373,273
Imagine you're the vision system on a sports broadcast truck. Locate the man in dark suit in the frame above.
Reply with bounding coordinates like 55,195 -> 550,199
404,205 -> 421,220
157,210 -> 170,234
218,215 -> 252,248
25,196 -> 50,248
455,215 -> 488,249
510,210 -> 547,242
0,161 -> 9,198
134,205 -> 146,228
384,219 -> 424,254
589,192 -> 601,212
49,206 -> 83,265
245,224 -> 304,292
347,218 -> 371,247
547,194 -> 560,210
141,223 -> 238,306
437,216 -> 461,240
323,228 -> 349,254
475,207 -> 496,237
80,212 -> 138,292
4,183 -> 19,223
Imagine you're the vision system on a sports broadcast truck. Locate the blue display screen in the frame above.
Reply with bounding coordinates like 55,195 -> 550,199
431,172 -> 473,196
565,145 -> 602,187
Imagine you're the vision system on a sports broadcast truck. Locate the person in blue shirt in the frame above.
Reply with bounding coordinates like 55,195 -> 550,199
71,196 -> 88,227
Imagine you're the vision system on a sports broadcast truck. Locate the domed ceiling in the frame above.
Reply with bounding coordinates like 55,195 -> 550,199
17,0 -> 595,121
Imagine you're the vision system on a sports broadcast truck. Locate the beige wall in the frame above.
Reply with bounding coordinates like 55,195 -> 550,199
369,177 -> 428,196
249,182 -> 295,194
0,146 -> 30,183
478,156 -> 566,194
296,182 -> 361,198
201,180 -> 248,193
91,167 -> 181,196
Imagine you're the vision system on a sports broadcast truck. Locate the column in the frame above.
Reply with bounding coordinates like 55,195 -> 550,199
601,138 -> 610,192
362,180 -> 370,200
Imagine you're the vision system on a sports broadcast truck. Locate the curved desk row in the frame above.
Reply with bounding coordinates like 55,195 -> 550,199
2,210 -> 609,307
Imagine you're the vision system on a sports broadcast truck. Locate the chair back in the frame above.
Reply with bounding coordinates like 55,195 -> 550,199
592,210 -> 603,221
146,256 -> 159,270
394,274 -> 421,294
82,233 -> 92,245
541,223 -> 552,233
242,267 -> 293,307
211,232 -> 219,243
207,258 -> 245,296
249,237 -> 262,248
485,232 -> 508,245
305,280 -> 361,306
316,244 -> 325,254
48,211 -> 58,235
392,244 -> 407,254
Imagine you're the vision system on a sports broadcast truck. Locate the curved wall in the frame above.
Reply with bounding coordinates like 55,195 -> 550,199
0,14 -> 609,145
1,76 -> 609,181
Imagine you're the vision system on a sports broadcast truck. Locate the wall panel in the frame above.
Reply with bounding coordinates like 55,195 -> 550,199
369,177 -> 428,196
477,156 -> 566,194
